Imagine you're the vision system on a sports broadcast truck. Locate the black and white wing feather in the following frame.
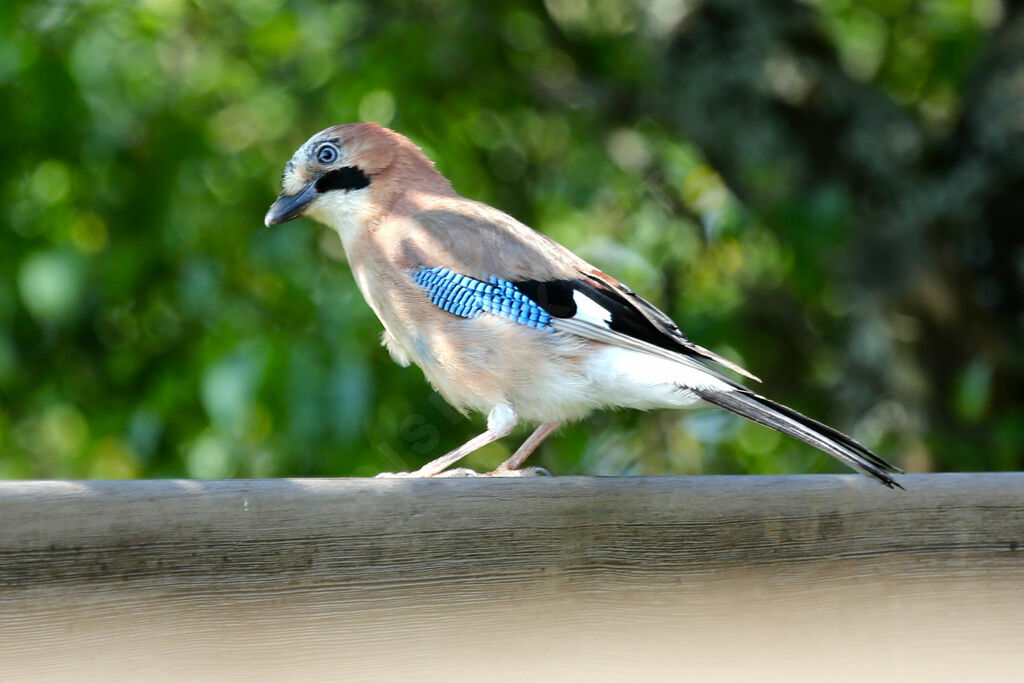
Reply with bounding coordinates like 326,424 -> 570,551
516,272 -> 760,382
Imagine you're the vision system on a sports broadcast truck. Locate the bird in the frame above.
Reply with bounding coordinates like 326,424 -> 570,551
264,122 -> 903,488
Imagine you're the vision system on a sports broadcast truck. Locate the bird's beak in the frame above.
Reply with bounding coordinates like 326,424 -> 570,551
264,180 -> 319,227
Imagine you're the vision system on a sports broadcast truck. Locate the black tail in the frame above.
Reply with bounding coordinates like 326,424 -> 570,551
696,388 -> 904,489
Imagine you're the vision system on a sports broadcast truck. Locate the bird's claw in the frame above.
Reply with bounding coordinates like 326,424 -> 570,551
374,467 -> 481,478
375,466 -> 549,478
483,466 -> 551,477
433,467 -> 481,478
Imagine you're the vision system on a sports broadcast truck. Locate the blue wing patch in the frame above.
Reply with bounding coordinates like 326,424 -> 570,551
411,266 -> 553,330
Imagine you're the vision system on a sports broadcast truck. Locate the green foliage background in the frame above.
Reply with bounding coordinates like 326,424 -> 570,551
0,0 -> 1019,479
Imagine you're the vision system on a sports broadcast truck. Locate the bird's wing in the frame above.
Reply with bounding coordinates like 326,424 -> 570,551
408,202 -> 759,382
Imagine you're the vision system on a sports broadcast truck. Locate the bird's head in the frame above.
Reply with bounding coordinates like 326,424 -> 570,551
264,122 -> 451,233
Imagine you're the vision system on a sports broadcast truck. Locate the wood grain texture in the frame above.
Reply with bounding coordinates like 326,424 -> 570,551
1,474 -> 1022,682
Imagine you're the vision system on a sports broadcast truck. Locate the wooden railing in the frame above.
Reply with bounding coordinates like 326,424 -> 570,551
1,474 -> 1022,681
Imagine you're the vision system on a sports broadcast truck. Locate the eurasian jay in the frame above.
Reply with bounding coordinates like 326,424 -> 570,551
265,123 -> 902,488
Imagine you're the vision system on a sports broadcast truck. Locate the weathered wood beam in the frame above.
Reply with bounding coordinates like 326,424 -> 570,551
1,474 -> 1022,680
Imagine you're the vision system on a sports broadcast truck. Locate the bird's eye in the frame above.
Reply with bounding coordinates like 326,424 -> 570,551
315,143 -> 339,165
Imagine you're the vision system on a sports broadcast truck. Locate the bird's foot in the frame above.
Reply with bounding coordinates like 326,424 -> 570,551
433,467 -> 481,478
482,466 -> 551,477
374,466 -> 549,478
374,467 -> 480,478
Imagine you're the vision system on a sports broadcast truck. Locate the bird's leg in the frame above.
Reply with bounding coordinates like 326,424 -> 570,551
485,422 -> 560,477
376,405 -> 517,478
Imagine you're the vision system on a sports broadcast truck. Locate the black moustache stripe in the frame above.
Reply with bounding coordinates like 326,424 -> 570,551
316,166 -> 370,193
